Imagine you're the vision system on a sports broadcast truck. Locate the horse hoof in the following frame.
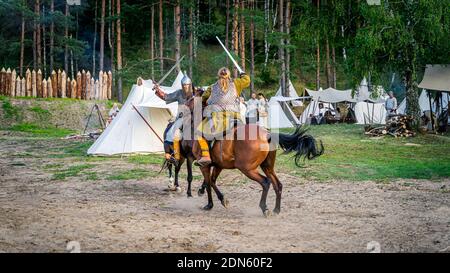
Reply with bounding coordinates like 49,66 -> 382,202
176,186 -> 182,193
263,209 -> 272,218
273,209 -> 280,215
187,192 -> 193,198
203,204 -> 213,210
198,188 -> 205,196
221,198 -> 229,208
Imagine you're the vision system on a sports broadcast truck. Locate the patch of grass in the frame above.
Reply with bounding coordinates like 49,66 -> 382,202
107,168 -> 156,181
43,163 -> 64,170
9,123 -> 74,138
127,154 -> 164,165
29,106 -> 51,121
47,141 -> 94,158
1,97 -> 22,120
52,164 -> 95,180
84,171 -> 100,181
276,124 -> 450,182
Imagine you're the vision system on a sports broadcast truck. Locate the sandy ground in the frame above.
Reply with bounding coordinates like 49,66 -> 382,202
0,134 -> 449,253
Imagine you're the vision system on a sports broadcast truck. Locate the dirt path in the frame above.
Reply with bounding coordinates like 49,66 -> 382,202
0,134 -> 449,253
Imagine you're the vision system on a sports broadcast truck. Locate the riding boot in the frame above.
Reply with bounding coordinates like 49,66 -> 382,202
173,135 -> 181,161
196,137 -> 211,166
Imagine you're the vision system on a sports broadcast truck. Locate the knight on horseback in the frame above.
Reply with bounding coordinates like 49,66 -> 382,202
194,67 -> 251,166
154,71 -> 194,165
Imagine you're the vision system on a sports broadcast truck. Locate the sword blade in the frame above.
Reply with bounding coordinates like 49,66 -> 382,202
215,36 -> 243,74
157,55 -> 185,85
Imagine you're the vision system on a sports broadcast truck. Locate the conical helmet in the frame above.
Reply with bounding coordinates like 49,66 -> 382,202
181,71 -> 192,85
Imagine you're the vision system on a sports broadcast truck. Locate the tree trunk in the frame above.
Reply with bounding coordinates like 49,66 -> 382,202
151,4 -> 155,79
42,5 -> 47,78
99,0 -> 106,72
116,0 -> 123,102
20,0 -> 26,77
189,5 -> 193,77
285,0 -> 291,89
332,45 -> 336,88
93,0 -> 98,76
64,4 -> 69,75
250,0 -> 255,92
326,38 -> 331,88
263,0 -> 269,68
49,0 -> 54,75
75,11 -> 79,73
159,0 -> 164,75
316,0 -> 320,90
232,0 -> 239,78
239,0 -> 245,71
225,0 -> 230,66
279,0 -> 286,96
36,0 -> 41,71
405,68 -> 420,126
109,0 -> 115,97
194,0 -> 199,59
174,2 -> 181,73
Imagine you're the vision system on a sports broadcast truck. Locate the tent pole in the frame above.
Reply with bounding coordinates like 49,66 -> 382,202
428,90 -> 435,131
371,101 -> 375,124
132,104 -> 164,143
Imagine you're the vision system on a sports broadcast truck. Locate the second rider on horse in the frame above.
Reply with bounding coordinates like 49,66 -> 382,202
195,68 -> 250,166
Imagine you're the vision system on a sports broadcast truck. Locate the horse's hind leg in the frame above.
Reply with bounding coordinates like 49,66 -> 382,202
241,169 -> 271,216
210,167 -> 228,208
261,151 -> 282,214
198,180 -> 207,196
264,170 -> 282,214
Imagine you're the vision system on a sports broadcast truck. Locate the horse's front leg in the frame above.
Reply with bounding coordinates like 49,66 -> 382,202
167,163 -> 174,189
200,166 -> 213,210
174,158 -> 184,193
186,157 -> 193,197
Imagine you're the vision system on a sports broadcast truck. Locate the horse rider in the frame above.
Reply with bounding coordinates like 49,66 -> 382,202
195,67 -> 251,166
154,71 -> 194,164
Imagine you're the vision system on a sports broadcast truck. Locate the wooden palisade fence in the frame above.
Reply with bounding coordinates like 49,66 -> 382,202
0,68 -> 112,100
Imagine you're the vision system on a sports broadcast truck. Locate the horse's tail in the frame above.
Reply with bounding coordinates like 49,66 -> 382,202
272,126 -> 324,166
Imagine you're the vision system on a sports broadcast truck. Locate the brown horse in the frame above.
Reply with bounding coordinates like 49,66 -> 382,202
191,124 -> 323,216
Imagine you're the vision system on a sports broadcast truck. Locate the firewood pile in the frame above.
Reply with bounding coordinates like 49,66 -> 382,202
364,115 -> 416,137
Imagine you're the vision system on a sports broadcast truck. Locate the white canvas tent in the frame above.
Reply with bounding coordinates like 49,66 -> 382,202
397,90 -> 435,115
87,71 -> 184,155
275,80 -> 303,106
268,96 -> 301,128
305,87 -> 356,103
299,87 -> 353,124
353,78 -> 388,124
299,100 -> 334,124
354,102 -> 386,124
398,65 -> 450,115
